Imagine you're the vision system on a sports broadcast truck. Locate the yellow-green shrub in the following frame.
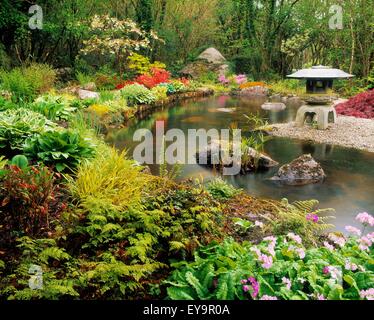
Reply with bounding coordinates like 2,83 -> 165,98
127,53 -> 166,75
67,147 -> 147,213
151,86 -> 168,101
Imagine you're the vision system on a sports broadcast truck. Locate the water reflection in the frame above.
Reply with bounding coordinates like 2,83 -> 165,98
106,96 -> 374,232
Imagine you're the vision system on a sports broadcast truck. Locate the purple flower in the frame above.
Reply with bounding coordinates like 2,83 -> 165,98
248,277 -> 260,298
251,246 -> 273,269
243,285 -> 250,292
264,236 -> 277,257
323,266 -> 330,275
306,213 -> 319,223
367,232 -> 374,242
317,294 -> 326,300
241,279 -> 248,285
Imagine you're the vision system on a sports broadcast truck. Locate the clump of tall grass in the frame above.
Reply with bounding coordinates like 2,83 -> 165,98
0,63 -> 56,101
67,147 -> 148,213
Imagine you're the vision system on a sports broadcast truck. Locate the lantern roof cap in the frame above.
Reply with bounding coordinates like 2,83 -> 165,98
287,66 -> 354,79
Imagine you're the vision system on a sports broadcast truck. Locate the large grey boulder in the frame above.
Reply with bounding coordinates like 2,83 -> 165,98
271,154 -> 326,185
180,48 -> 229,79
197,48 -> 226,64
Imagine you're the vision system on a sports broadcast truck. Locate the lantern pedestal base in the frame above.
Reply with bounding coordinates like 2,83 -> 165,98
296,105 -> 337,130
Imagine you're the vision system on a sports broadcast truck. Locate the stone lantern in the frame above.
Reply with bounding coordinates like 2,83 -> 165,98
287,66 -> 354,130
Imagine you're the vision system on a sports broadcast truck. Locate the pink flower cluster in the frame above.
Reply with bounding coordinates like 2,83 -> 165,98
235,74 -> 247,85
360,288 -> 374,300
242,277 -> 260,298
263,236 -> 277,257
358,235 -> 373,251
328,234 -> 346,248
218,75 -> 229,85
295,248 -> 306,259
323,241 -> 334,251
323,266 -> 342,280
251,247 -> 274,269
356,212 -> 374,227
287,233 -> 302,245
344,260 -> 358,271
316,294 -> 326,300
282,277 -> 292,290
345,226 -> 362,236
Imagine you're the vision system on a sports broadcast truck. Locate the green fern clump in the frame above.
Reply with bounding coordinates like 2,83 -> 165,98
266,199 -> 335,247
206,178 -> 241,201
2,237 -> 80,300
166,239 -> 249,300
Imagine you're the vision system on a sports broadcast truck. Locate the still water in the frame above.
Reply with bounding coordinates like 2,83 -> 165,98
106,95 -> 374,232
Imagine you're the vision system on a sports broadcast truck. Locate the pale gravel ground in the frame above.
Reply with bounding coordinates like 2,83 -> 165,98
270,116 -> 374,153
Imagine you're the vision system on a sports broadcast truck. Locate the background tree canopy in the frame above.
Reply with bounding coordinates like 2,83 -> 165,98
0,0 -> 373,79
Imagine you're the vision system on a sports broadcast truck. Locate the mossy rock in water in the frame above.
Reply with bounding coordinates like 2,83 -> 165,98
270,154 -> 326,186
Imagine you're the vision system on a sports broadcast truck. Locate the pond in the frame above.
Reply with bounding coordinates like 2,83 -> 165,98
106,95 -> 374,232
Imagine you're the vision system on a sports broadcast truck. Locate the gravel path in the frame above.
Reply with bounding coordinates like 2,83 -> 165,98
270,116 -> 374,153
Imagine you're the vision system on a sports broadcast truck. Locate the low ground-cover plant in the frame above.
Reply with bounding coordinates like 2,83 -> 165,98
30,95 -> 79,121
166,213 -> 374,300
0,108 -> 56,152
24,130 -> 96,172
120,84 -> 156,106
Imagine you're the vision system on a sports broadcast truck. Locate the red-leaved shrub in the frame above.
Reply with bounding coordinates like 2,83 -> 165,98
335,90 -> 374,119
0,165 -> 66,243
135,68 -> 171,88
